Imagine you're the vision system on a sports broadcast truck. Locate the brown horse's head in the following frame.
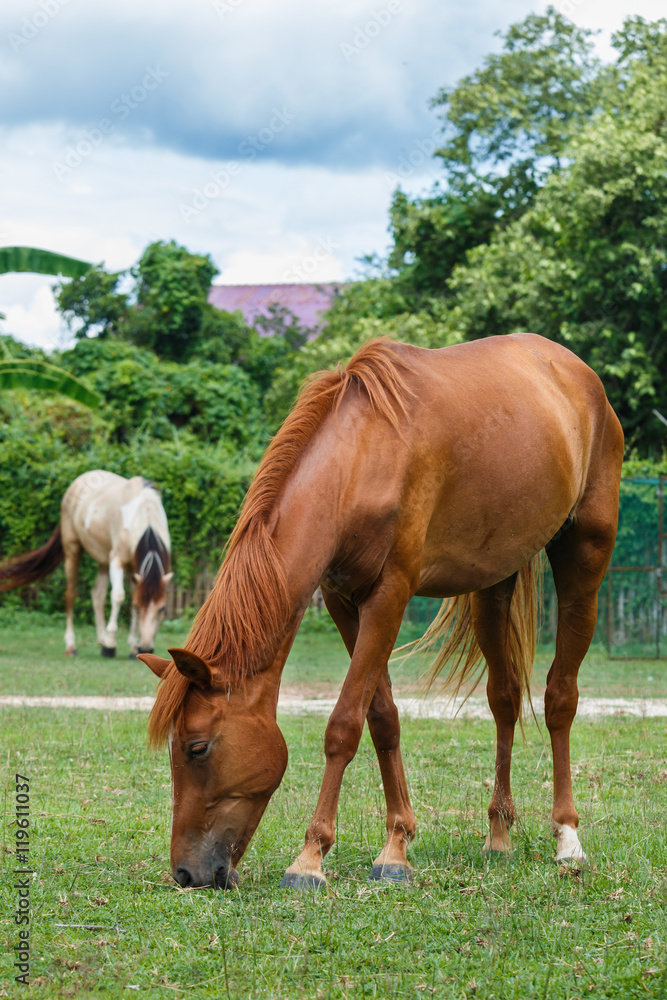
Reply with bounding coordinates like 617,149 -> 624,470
139,648 -> 288,889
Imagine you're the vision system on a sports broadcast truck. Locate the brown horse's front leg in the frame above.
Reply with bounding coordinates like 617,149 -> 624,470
366,671 -> 416,881
282,581 -> 409,890
318,591 -> 416,883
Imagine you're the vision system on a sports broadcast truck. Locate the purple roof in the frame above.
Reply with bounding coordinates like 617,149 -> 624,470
208,283 -> 345,335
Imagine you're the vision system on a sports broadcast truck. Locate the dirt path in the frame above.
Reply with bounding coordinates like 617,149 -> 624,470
2,693 -> 667,719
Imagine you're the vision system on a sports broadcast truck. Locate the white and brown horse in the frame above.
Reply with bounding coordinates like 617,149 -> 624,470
0,470 -> 172,656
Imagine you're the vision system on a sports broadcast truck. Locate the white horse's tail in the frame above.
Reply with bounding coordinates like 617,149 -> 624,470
0,526 -> 64,592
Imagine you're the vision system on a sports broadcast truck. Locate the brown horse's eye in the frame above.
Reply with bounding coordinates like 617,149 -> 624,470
190,743 -> 208,758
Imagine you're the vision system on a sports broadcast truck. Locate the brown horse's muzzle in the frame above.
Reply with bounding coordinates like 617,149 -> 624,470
173,852 -> 239,890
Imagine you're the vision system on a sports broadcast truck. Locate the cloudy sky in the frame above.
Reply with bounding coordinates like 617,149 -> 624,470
0,0 -> 664,350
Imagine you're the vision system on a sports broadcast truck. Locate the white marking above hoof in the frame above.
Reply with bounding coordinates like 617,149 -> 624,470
553,822 -> 587,863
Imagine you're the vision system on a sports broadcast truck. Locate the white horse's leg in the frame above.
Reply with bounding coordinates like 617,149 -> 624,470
103,558 -> 125,651
91,567 -> 109,647
128,602 -> 139,655
63,542 -> 81,656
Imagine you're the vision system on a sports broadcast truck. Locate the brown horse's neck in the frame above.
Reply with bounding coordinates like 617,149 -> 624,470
236,499 -> 339,713
183,340 -> 416,691
183,478 -> 338,691
238,622 -> 306,718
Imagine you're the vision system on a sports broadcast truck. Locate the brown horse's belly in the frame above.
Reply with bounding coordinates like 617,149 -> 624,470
416,489 -> 575,599
416,559 -> 526,599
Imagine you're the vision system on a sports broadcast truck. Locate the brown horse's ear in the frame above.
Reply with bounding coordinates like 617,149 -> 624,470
138,652 -> 171,678
169,647 -> 213,687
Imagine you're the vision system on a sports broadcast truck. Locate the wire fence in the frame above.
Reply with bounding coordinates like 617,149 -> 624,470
175,478 -> 666,659
13,477 -> 660,660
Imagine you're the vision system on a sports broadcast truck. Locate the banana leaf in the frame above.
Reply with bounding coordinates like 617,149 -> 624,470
0,360 -> 100,408
0,246 -> 92,278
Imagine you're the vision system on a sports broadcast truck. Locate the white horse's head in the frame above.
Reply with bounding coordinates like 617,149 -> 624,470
133,533 -> 173,653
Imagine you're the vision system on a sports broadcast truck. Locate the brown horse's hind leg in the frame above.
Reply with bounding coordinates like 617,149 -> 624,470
545,494 -> 617,863
471,575 -> 521,853
282,579 -> 411,889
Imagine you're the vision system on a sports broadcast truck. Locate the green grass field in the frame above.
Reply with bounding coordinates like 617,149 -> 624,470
1,610 -> 667,998
0,608 -> 664,701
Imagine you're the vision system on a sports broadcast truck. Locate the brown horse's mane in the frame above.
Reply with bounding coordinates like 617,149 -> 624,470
148,338 -> 415,746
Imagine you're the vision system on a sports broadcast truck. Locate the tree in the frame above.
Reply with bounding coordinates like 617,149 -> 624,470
385,8 -> 602,303
193,304 -> 303,394
440,17 -> 667,449
253,303 -> 313,351
55,266 -> 128,339
387,183 -> 512,304
54,241 -> 226,363
313,11 -> 667,453
59,337 -> 262,447
431,8 -> 601,179
128,241 -> 219,361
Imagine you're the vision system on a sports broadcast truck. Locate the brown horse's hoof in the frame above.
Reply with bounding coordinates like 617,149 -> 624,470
64,648 -> 77,657
369,864 -> 413,883
281,872 -> 326,891
100,645 -> 116,658
484,849 -> 515,862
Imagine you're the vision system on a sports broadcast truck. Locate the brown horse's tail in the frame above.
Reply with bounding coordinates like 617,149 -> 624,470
0,526 -> 64,592
402,557 -> 541,719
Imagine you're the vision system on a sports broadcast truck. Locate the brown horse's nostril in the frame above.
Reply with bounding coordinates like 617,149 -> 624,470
214,865 -> 239,890
174,866 -> 193,888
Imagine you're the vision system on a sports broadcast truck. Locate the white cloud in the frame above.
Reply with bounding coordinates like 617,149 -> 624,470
554,0 -> 665,58
0,0 -> 664,349
0,124 -> 435,312
222,241 -> 346,285
0,275 -> 68,350
0,0 -> 537,167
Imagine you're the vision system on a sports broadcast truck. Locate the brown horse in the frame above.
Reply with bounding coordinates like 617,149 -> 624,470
140,334 -> 623,890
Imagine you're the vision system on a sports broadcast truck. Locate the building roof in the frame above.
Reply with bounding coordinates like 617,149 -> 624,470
208,283 -> 345,334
